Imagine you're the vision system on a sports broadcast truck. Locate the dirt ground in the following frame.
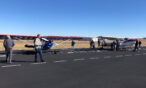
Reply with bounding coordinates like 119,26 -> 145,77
0,39 -> 146,51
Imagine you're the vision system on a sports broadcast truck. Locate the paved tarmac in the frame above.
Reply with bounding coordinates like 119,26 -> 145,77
0,48 -> 146,88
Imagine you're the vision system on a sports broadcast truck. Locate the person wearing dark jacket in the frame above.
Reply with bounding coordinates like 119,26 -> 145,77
3,35 -> 15,64
139,41 -> 142,48
71,40 -> 75,48
111,41 -> 116,51
134,40 -> 139,52
90,40 -> 95,49
116,40 -> 120,51
98,39 -> 100,48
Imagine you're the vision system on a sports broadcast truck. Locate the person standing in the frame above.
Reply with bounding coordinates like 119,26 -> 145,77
116,40 -> 119,51
111,41 -> 116,51
3,35 -> 15,64
90,40 -> 93,48
139,41 -> 142,49
34,34 -> 44,62
134,40 -> 139,52
98,39 -> 100,48
71,40 -> 75,48
101,40 -> 104,49
92,41 -> 95,49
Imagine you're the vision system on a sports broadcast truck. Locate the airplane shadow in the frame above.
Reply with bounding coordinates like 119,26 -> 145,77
14,50 -> 59,55
12,60 -> 34,63
0,60 -> 34,64
17,51 -> 35,55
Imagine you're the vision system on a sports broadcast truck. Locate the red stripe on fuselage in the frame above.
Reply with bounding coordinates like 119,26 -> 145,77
123,39 -> 137,43
47,36 -> 83,39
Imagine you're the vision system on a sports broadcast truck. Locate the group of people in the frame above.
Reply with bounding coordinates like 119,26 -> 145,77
90,40 -> 95,49
134,40 -> 142,51
3,34 -> 78,64
111,40 -> 120,51
113,40 -> 142,52
3,34 -> 45,64
93,39 -> 142,51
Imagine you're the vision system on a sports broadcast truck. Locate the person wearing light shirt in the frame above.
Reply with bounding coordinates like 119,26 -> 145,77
34,34 -> 44,62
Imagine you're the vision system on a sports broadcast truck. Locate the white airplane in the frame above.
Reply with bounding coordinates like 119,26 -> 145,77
98,36 -> 137,50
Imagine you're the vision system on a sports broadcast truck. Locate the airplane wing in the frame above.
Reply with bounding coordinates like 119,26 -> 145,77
0,34 -> 85,50
0,34 -> 84,40
0,34 -> 36,40
98,36 -> 124,40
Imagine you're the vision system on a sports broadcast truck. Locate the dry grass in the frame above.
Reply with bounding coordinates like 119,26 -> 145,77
139,39 -> 146,47
0,39 -> 146,51
52,41 -> 96,49
0,40 -> 34,51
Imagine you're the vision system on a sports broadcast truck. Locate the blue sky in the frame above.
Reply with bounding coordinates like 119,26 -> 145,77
0,0 -> 146,38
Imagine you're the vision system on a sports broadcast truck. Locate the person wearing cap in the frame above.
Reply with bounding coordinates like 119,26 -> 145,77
3,35 -> 15,64
34,34 -> 44,62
